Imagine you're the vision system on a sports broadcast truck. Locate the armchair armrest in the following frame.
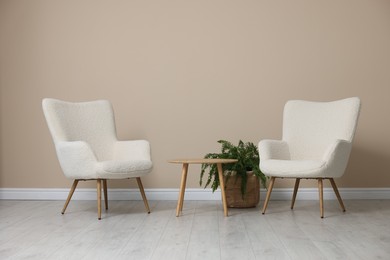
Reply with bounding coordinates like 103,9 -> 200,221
322,139 -> 353,178
322,139 -> 352,161
258,139 -> 290,160
114,140 -> 151,161
56,141 -> 98,179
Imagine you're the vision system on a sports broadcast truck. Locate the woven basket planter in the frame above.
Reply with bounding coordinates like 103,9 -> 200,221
224,171 -> 260,208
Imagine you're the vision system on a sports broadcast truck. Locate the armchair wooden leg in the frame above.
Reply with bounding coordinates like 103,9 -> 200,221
262,177 -> 275,215
103,179 -> 108,210
97,179 -> 102,220
136,177 -> 150,214
291,178 -> 300,209
318,178 -> 324,218
329,178 -> 346,212
62,180 -> 79,214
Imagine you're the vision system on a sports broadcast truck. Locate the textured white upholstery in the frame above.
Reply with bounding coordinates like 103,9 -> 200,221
259,97 -> 361,178
42,98 -> 153,180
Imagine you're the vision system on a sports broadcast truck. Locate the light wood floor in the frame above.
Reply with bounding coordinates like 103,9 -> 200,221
1,199 -> 390,259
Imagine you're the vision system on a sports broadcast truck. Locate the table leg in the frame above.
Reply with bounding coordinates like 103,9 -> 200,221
217,163 -> 228,217
176,163 -> 189,217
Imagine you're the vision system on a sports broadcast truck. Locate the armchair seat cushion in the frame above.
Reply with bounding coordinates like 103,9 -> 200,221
97,160 -> 153,179
260,159 -> 326,178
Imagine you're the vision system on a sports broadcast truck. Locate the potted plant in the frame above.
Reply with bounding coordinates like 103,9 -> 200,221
200,140 -> 267,208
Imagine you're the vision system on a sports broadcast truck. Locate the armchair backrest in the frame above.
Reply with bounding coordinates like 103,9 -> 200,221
282,97 -> 361,160
42,98 -> 117,161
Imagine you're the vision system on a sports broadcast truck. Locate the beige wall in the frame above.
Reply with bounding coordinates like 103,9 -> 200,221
1,0 -> 390,190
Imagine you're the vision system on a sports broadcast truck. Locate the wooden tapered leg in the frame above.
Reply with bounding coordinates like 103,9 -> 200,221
176,163 -> 189,217
329,178 -> 346,212
103,179 -> 108,210
291,178 -> 300,209
217,163 -> 228,217
179,164 -> 190,213
318,178 -> 324,218
136,177 -> 150,214
97,179 -> 102,220
62,180 -> 79,214
262,177 -> 275,214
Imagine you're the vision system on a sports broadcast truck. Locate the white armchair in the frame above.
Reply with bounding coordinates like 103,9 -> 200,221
259,97 -> 361,218
42,98 -> 152,219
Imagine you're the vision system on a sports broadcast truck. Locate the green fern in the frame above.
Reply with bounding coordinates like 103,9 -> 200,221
200,140 -> 267,196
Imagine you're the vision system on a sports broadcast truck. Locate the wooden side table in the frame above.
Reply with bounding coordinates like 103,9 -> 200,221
168,158 -> 238,217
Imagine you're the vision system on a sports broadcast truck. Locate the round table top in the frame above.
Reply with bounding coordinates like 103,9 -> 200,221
168,158 -> 238,164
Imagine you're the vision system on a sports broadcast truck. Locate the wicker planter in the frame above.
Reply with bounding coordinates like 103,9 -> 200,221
224,171 -> 260,208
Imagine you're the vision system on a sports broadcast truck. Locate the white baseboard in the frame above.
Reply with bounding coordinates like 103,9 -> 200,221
0,188 -> 389,201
